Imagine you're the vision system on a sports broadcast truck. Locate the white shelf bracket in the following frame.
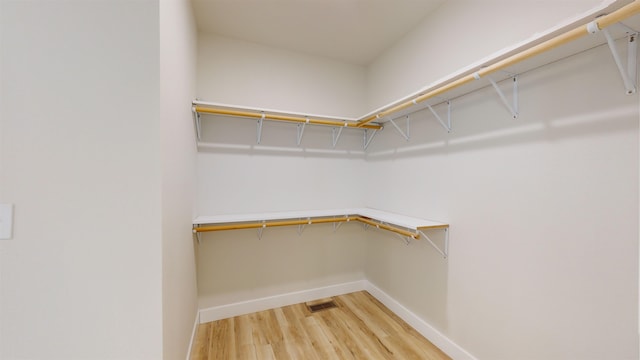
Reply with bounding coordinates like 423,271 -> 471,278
426,101 -> 452,133
486,75 -> 519,119
192,107 -> 202,141
297,217 -> 311,235
257,222 -> 266,240
296,119 -> 307,146
257,113 -> 265,144
363,128 -> 378,150
417,228 -> 449,258
193,227 -> 201,244
388,115 -> 410,141
394,233 -> 412,246
331,126 -> 345,148
333,217 -> 345,232
445,228 -> 449,258
602,28 -> 637,95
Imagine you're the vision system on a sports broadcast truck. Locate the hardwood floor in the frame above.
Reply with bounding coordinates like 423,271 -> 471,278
191,291 -> 451,360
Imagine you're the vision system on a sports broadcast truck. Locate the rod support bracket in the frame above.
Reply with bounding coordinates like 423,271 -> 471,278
587,20 -> 601,34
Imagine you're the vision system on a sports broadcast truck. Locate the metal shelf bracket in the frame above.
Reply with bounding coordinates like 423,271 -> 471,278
297,217 -> 312,235
417,227 -> 449,258
333,217 -> 345,232
296,119 -> 308,146
193,107 -> 202,141
602,27 -> 637,95
257,221 -> 266,240
335,215 -> 352,232
485,75 -> 519,119
588,21 -> 638,94
394,232 -> 412,245
388,115 -> 410,141
331,126 -> 345,148
256,113 -> 265,144
426,100 -> 452,132
193,227 -> 201,244
363,128 -> 378,150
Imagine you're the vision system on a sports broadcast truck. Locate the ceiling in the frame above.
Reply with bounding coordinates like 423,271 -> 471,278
191,0 -> 446,66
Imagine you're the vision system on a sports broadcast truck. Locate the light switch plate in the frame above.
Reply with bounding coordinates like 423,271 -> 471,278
0,204 -> 14,240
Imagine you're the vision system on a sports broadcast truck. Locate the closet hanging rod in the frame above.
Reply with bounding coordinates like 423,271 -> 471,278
193,216 -> 358,232
193,216 -> 420,239
195,106 -> 383,130
356,217 -> 419,239
357,0 -> 640,127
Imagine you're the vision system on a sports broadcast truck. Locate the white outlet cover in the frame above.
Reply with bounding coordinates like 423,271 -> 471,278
0,204 -> 14,240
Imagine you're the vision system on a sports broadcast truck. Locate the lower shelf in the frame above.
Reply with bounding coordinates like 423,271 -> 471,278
192,207 -> 450,257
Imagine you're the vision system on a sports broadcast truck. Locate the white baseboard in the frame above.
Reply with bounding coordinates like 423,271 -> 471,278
365,282 -> 477,360
199,280 -> 367,324
185,310 -> 200,360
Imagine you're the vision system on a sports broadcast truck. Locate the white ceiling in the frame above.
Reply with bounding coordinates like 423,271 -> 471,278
191,0 -> 446,66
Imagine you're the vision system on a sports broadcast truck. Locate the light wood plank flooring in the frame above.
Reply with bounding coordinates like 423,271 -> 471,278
191,291 -> 451,360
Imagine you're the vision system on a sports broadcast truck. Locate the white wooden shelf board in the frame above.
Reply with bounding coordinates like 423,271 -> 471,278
356,208 -> 447,230
193,207 -> 447,230
193,209 -> 357,225
193,208 -> 450,257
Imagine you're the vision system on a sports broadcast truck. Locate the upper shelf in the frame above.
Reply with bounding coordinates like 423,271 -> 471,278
193,208 -> 360,226
193,0 -> 640,139
193,101 -> 381,130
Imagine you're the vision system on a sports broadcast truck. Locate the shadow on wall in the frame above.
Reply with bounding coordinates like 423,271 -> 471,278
366,102 -> 637,162
197,114 -> 368,160
194,89 -> 637,163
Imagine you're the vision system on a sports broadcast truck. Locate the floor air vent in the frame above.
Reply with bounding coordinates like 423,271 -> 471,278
307,300 -> 337,313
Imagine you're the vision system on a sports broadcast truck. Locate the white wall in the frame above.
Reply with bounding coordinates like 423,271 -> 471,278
196,29 -> 373,215
197,34 -> 368,118
196,120 -> 367,216
366,0 -> 612,110
364,41 -> 638,360
195,117 -> 369,309
0,1 -> 162,359
196,225 -> 367,310
160,0 -> 199,359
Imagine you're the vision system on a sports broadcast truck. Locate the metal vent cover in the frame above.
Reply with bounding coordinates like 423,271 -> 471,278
307,300 -> 338,313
